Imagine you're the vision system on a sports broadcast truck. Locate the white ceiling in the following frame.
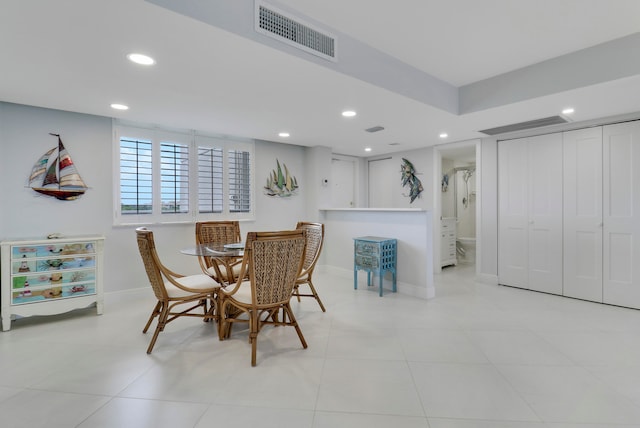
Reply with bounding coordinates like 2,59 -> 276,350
1,0 -> 640,157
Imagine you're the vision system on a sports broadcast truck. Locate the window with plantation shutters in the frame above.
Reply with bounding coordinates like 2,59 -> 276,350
114,124 -> 254,225
198,146 -> 223,213
119,138 -> 153,215
228,149 -> 251,213
160,142 -> 189,214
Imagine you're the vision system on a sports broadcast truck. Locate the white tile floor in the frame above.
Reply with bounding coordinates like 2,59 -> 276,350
2,264 -> 640,427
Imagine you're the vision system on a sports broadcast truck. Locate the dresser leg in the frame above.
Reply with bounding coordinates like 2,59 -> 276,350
392,271 -> 397,293
2,313 -> 11,331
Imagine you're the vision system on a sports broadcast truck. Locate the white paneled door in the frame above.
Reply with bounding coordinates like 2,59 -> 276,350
331,157 -> 356,208
563,127 -> 603,302
498,134 -> 563,294
527,133 -> 563,294
603,121 -> 640,308
498,137 -> 528,288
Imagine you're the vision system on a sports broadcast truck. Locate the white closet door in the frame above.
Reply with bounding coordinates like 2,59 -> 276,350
528,133 -> 563,294
498,138 -> 528,288
603,121 -> 640,308
563,127 -> 603,302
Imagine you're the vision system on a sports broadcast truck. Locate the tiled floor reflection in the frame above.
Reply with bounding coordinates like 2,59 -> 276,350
2,264 -> 640,427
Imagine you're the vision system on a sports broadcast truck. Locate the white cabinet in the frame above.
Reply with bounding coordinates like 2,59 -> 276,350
498,133 -> 563,294
1,235 -> 104,331
441,217 -> 457,267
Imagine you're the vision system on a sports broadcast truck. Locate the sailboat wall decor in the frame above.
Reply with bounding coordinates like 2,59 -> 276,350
264,159 -> 299,197
29,133 -> 88,201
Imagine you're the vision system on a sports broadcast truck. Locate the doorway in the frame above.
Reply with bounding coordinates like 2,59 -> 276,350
435,141 -> 480,274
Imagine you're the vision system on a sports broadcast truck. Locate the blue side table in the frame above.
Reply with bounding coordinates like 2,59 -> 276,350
353,236 -> 397,296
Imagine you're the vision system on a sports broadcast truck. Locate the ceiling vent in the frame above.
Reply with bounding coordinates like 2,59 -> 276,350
255,1 -> 337,62
365,126 -> 385,133
479,115 -> 569,136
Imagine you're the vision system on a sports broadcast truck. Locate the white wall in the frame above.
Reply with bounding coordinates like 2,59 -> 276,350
366,148 -> 434,211
479,138 -> 498,281
0,102 -> 310,296
304,145 -> 332,221
0,103 -> 113,238
252,139 -> 308,231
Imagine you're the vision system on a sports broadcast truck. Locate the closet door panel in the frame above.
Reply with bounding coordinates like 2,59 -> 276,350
603,121 -> 640,308
563,127 -> 603,302
498,138 -> 528,288
528,133 -> 563,294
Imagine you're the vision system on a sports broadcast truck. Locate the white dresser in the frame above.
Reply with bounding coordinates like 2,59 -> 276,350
441,218 -> 457,267
1,235 -> 105,331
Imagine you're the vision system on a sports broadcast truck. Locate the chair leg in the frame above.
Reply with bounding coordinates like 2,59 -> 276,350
293,284 -> 302,302
217,299 -> 227,341
143,301 -> 162,333
283,303 -> 307,349
204,294 -> 217,323
202,298 -> 211,322
307,279 -> 326,312
146,305 -> 169,354
250,310 -> 259,366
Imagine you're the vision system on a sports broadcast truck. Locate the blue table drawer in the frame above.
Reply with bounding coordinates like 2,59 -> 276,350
355,254 -> 378,268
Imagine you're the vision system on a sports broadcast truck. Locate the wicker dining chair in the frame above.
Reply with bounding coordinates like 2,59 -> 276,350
195,221 -> 243,285
136,227 -> 219,354
292,222 -> 326,312
217,229 -> 307,366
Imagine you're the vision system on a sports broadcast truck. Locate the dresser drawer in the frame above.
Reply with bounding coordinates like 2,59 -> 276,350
355,254 -> 378,269
355,241 -> 380,256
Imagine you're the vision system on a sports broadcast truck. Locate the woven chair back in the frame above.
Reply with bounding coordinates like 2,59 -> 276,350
136,228 -> 168,300
196,221 -> 241,246
295,222 -> 324,272
245,230 -> 306,305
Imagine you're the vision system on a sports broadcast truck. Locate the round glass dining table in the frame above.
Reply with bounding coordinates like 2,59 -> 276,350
180,243 -> 244,258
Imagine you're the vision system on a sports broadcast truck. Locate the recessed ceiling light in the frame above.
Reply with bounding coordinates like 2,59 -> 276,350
278,132 -> 290,137
439,133 -> 448,138
364,147 -> 372,152
342,110 -> 357,117
110,103 -> 129,110
127,53 -> 155,65
562,107 -> 575,115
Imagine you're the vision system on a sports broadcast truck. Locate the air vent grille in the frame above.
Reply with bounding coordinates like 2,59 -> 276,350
256,2 -> 336,61
479,115 -> 569,136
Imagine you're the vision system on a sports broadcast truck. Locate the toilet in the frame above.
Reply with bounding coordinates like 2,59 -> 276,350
456,237 -> 476,264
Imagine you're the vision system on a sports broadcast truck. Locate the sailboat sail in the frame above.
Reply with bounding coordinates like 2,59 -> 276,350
29,133 -> 88,200
28,147 -> 56,183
